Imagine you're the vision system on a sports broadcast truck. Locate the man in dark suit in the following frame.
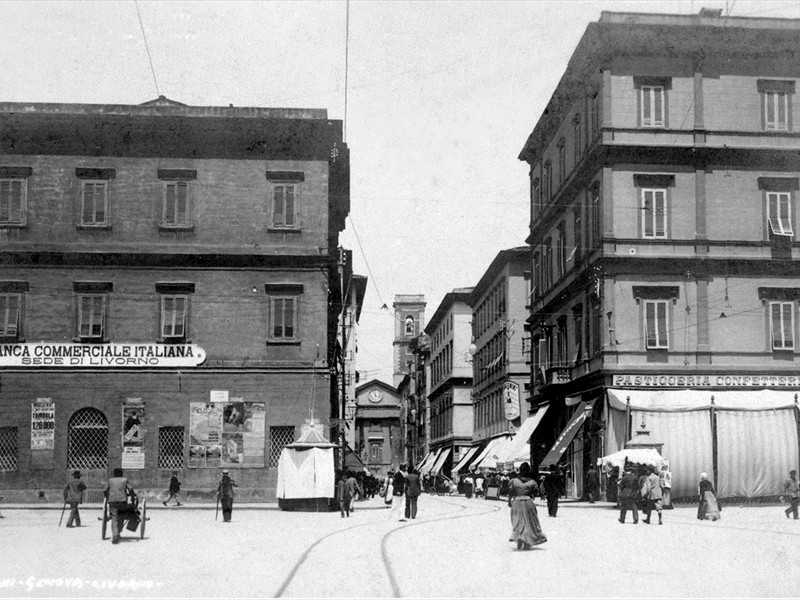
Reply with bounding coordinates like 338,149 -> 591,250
404,466 -> 422,519
618,467 -> 639,524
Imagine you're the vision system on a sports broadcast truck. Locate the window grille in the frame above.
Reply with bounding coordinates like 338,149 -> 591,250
158,426 -> 185,469
0,426 -> 18,470
269,426 -> 295,468
68,408 -> 108,470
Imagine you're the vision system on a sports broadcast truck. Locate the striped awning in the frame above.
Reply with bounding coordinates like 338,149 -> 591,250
430,447 -> 452,476
451,444 -> 482,476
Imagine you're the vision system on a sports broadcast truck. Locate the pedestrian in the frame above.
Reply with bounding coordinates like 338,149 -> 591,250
783,469 -> 799,520
389,464 -> 407,521
217,469 -> 237,522
63,470 -> 87,528
697,472 -> 721,521
474,473 -> 484,498
585,466 -> 599,504
543,466 -> 563,517
641,466 -> 663,524
337,471 -> 352,518
405,466 -> 421,519
163,470 -> 182,506
345,471 -> 360,513
607,465 -> 620,507
617,467 -> 639,524
508,462 -> 547,551
659,462 -> 672,509
382,471 -> 394,507
104,467 -> 136,544
463,474 -> 474,499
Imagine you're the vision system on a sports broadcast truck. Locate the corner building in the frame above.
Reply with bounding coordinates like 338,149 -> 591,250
520,10 -> 800,500
0,97 -> 349,501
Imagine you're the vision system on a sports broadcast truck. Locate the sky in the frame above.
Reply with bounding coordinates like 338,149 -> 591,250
3,0 -> 800,385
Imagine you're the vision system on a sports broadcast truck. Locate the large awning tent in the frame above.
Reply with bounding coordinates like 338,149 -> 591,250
451,444 -> 483,477
601,448 -> 665,473
606,389 -> 800,499
276,420 -> 337,511
419,448 -> 443,476
498,406 -> 550,470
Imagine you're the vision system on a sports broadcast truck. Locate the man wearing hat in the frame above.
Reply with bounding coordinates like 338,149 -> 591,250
63,470 -> 87,528
163,470 -> 182,506
217,469 -> 237,522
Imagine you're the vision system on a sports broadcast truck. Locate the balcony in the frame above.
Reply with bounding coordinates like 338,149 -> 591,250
545,365 -> 571,386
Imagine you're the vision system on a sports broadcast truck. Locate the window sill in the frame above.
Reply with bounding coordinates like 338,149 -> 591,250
0,223 -> 27,229
157,338 -> 191,344
267,227 -> 302,234
0,336 -> 23,343
159,224 -> 194,232
77,224 -> 112,231
72,337 -> 109,344
772,349 -> 795,360
266,340 -> 301,346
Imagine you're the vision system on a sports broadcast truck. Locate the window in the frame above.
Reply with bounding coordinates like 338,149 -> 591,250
767,192 -> 793,236
589,296 -> 602,356
270,297 -> 296,340
0,179 -> 26,225
758,80 -> 794,132
557,138 -> 566,185
0,427 -> 17,471
405,316 -> 415,337
269,426 -> 295,468
573,206 -> 583,263
272,183 -> 298,228
590,184 -> 601,247
78,295 -> 107,340
68,408 -> 108,470
0,294 -> 20,339
641,188 -> 667,238
640,86 -> 665,127
370,442 -> 382,462
158,427 -> 185,469
572,305 -> 583,363
573,115 -> 582,164
556,222 -> 567,278
542,161 -> 552,201
644,300 -> 669,349
162,296 -> 188,340
556,317 -> 567,365
532,252 -> 540,300
81,181 -> 109,226
590,93 -> 600,138
770,302 -> 795,350
163,181 -> 190,226
543,238 -> 553,291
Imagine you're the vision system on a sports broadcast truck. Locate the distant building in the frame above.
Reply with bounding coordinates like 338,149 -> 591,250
354,380 -> 402,478
392,294 -> 426,387
0,96 -> 350,501
519,9 -> 800,500
405,333 -> 431,468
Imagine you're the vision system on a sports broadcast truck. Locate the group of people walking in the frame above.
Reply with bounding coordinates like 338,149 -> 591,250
376,464 -> 422,521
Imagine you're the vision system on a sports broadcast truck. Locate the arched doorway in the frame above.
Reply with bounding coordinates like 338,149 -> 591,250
68,408 -> 108,471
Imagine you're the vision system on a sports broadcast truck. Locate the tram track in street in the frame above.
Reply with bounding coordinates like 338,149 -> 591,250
272,495 -> 504,598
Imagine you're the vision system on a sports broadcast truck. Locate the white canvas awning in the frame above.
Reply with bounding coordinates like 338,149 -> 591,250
430,447 -> 452,476
608,388 -> 798,411
452,445 -> 482,476
415,451 -> 434,473
419,448 -> 443,475
601,448 -> 664,474
495,406 -> 549,469
472,434 -> 513,471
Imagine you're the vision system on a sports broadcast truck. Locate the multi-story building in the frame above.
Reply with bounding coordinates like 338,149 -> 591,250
421,289 -> 473,477
466,249 -> 531,471
520,9 -> 800,500
392,294 -> 426,387
406,333 -> 431,468
354,379 -> 402,478
0,96 -> 349,501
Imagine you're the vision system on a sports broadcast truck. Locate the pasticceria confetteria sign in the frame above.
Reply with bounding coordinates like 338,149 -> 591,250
613,374 -> 800,388
0,343 -> 206,367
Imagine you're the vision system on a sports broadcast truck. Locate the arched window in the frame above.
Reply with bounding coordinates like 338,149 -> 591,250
405,316 -> 415,337
68,408 -> 108,470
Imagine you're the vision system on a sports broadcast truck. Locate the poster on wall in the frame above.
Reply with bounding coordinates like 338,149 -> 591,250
122,399 -> 146,469
31,399 -> 55,450
189,401 -> 265,468
503,381 -> 521,421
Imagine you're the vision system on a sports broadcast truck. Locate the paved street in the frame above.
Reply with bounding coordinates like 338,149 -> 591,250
1,495 -> 798,598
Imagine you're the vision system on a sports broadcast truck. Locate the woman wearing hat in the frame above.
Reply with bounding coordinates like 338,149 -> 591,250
217,469 -> 237,522
63,470 -> 87,528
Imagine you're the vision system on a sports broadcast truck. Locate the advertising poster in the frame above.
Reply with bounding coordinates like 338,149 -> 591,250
503,381 -> 521,421
31,399 -> 55,450
122,399 -> 146,469
189,400 -> 265,467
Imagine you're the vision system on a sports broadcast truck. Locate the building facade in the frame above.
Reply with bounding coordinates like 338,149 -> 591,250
0,97 -> 349,501
392,294 -> 426,387
520,9 -> 800,500
422,289 -> 474,477
354,379 -> 402,478
405,333 -> 431,468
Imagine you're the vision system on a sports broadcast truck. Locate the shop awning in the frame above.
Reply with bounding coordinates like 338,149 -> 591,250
601,447 -> 664,473
540,400 -> 597,467
452,444 -> 482,476
419,448 -> 443,475
472,434 -> 513,471
344,444 -> 369,472
607,388 -> 798,411
415,451 -> 434,473
430,447 -> 452,476
495,406 -> 550,469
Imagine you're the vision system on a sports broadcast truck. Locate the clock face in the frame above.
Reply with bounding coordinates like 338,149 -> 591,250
368,389 -> 383,403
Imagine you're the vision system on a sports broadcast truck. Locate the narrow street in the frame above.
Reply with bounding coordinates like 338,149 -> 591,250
1,495 -> 798,598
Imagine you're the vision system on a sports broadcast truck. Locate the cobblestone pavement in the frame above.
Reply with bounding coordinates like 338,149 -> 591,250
0,495 -> 798,598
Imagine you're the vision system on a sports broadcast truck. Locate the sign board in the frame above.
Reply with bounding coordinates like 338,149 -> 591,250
503,381 -> 521,421
613,374 -> 800,388
0,343 -> 206,367
210,390 -> 229,403
31,399 -> 55,450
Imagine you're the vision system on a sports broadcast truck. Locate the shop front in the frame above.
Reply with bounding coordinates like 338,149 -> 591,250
606,375 -> 800,500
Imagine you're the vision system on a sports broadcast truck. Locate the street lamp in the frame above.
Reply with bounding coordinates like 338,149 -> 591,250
345,400 -> 357,421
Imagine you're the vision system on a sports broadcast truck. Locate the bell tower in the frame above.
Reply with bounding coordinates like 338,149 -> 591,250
392,294 -> 426,387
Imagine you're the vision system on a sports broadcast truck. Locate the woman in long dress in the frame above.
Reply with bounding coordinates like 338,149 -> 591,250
508,462 -> 547,550
697,472 -> 721,521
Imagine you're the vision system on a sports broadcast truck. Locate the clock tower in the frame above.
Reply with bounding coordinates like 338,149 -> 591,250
392,294 -> 426,387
